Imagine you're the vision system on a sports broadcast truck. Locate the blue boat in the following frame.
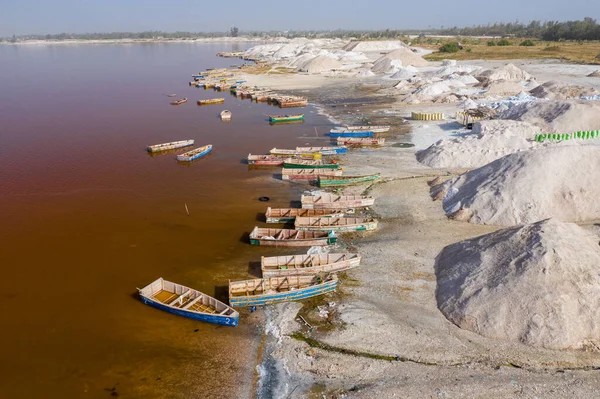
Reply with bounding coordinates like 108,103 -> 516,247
192,75 -> 205,79
138,278 -> 239,326
228,274 -> 338,307
176,144 -> 212,162
329,130 -> 374,138
235,80 -> 246,84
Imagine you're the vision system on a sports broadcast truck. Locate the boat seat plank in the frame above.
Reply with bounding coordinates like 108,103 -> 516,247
182,295 -> 203,309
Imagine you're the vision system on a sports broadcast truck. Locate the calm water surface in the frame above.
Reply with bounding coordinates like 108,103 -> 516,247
0,43 -> 333,398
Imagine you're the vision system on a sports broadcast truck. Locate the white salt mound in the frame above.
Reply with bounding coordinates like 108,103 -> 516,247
373,47 -> 429,68
482,80 -> 525,96
417,120 -> 542,169
371,58 -> 403,74
458,98 -> 479,109
413,81 -> 451,97
529,80 -> 599,100
435,218 -> 600,350
477,63 -> 531,82
501,100 -> 600,132
434,145 -> 600,225
442,59 -> 457,66
390,65 -> 419,80
298,55 -> 343,74
435,65 -> 482,77
588,70 -> 600,78
342,40 -> 408,52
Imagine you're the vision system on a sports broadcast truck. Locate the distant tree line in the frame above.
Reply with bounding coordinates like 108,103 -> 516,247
439,17 -> 600,40
3,18 -> 600,42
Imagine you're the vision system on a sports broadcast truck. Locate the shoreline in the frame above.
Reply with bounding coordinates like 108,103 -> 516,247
0,37 -> 266,46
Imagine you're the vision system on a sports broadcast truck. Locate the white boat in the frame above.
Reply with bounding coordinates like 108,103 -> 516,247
342,125 -> 390,133
138,278 -> 239,326
146,139 -> 194,153
261,253 -> 361,277
220,110 -> 232,120
301,194 -> 376,209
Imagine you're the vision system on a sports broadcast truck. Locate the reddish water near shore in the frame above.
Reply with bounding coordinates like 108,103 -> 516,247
0,43 -> 332,398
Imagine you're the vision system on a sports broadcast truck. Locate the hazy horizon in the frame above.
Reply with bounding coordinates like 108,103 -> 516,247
2,0 -> 600,37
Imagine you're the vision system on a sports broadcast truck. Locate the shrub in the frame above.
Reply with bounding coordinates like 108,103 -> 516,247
519,40 -> 535,46
497,39 -> 513,46
439,43 -> 460,53
487,41 -> 496,46
466,48 -> 472,53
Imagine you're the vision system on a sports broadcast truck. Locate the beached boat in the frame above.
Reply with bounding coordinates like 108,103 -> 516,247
281,168 -> 343,181
166,94 -> 177,97
247,154 -> 286,166
261,253 -> 361,277
220,110 -> 232,120
336,137 -> 385,146
295,217 -> 378,232
268,114 -> 305,123
296,146 -> 347,155
138,278 -> 239,326
229,274 -> 338,307
329,130 -> 374,138
318,173 -> 381,187
170,97 -> 187,105
249,227 -> 337,247
265,207 -> 344,223
279,99 -> 308,108
176,145 -> 213,162
197,98 -> 225,105
282,159 -> 339,169
341,125 -> 390,133
146,139 -> 194,153
270,148 -> 321,157
301,194 -> 376,210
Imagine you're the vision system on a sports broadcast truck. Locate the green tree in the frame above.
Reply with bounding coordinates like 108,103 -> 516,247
10,34 -> 17,43
230,27 -> 239,37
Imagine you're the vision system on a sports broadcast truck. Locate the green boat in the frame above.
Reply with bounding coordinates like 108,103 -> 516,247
269,114 -> 305,123
318,173 -> 381,187
283,159 -> 340,169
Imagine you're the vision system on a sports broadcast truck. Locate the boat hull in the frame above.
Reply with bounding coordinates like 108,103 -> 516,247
295,221 -> 378,232
301,195 -> 376,210
261,254 -> 361,277
269,115 -> 305,122
249,237 -> 336,246
140,296 -> 238,326
318,173 -> 381,187
329,131 -> 374,138
177,145 -> 213,162
229,279 -> 338,307
283,163 -> 339,169
147,140 -> 194,153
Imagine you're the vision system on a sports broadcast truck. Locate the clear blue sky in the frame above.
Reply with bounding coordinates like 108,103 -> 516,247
2,0 -> 599,36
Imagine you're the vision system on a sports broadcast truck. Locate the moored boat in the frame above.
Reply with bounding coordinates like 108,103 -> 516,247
170,97 -> 187,105
265,207 -> 344,223
197,98 -> 225,105
342,125 -> 390,133
228,274 -> 339,306
261,253 -> 361,277
336,137 -> 385,146
295,217 -> 378,232
301,194 -> 376,210
318,173 -> 381,187
146,139 -> 194,153
279,99 -> 308,108
268,114 -> 305,123
138,278 -> 239,326
220,110 -> 232,120
249,227 -> 337,246
176,144 -> 213,162
270,148 -> 324,157
281,168 -> 343,181
296,146 -> 347,155
329,130 -> 374,138
282,159 -> 339,169
247,154 -> 286,166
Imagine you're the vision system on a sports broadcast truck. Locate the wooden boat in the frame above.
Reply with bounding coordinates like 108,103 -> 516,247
342,125 -> 390,133
336,137 -> 385,146
170,97 -> 187,105
296,146 -> 347,155
265,207 -> 344,223
220,110 -> 232,120
228,274 -> 339,307
249,227 -> 337,247
281,168 -> 343,181
270,148 -> 320,157
268,114 -> 305,123
176,144 -> 213,162
301,194 -> 376,210
282,159 -> 339,169
146,139 -> 194,153
261,253 -> 361,277
197,98 -> 225,105
247,154 -> 285,166
138,278 -> 239,326
318,173 -> 381,187
279,99 -> 308,108
295,217 -> 378,232
329,130 -> 374,138
166,94 -> 177,97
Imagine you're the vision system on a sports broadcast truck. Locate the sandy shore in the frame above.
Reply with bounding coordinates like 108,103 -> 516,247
243,60 -> 600,398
